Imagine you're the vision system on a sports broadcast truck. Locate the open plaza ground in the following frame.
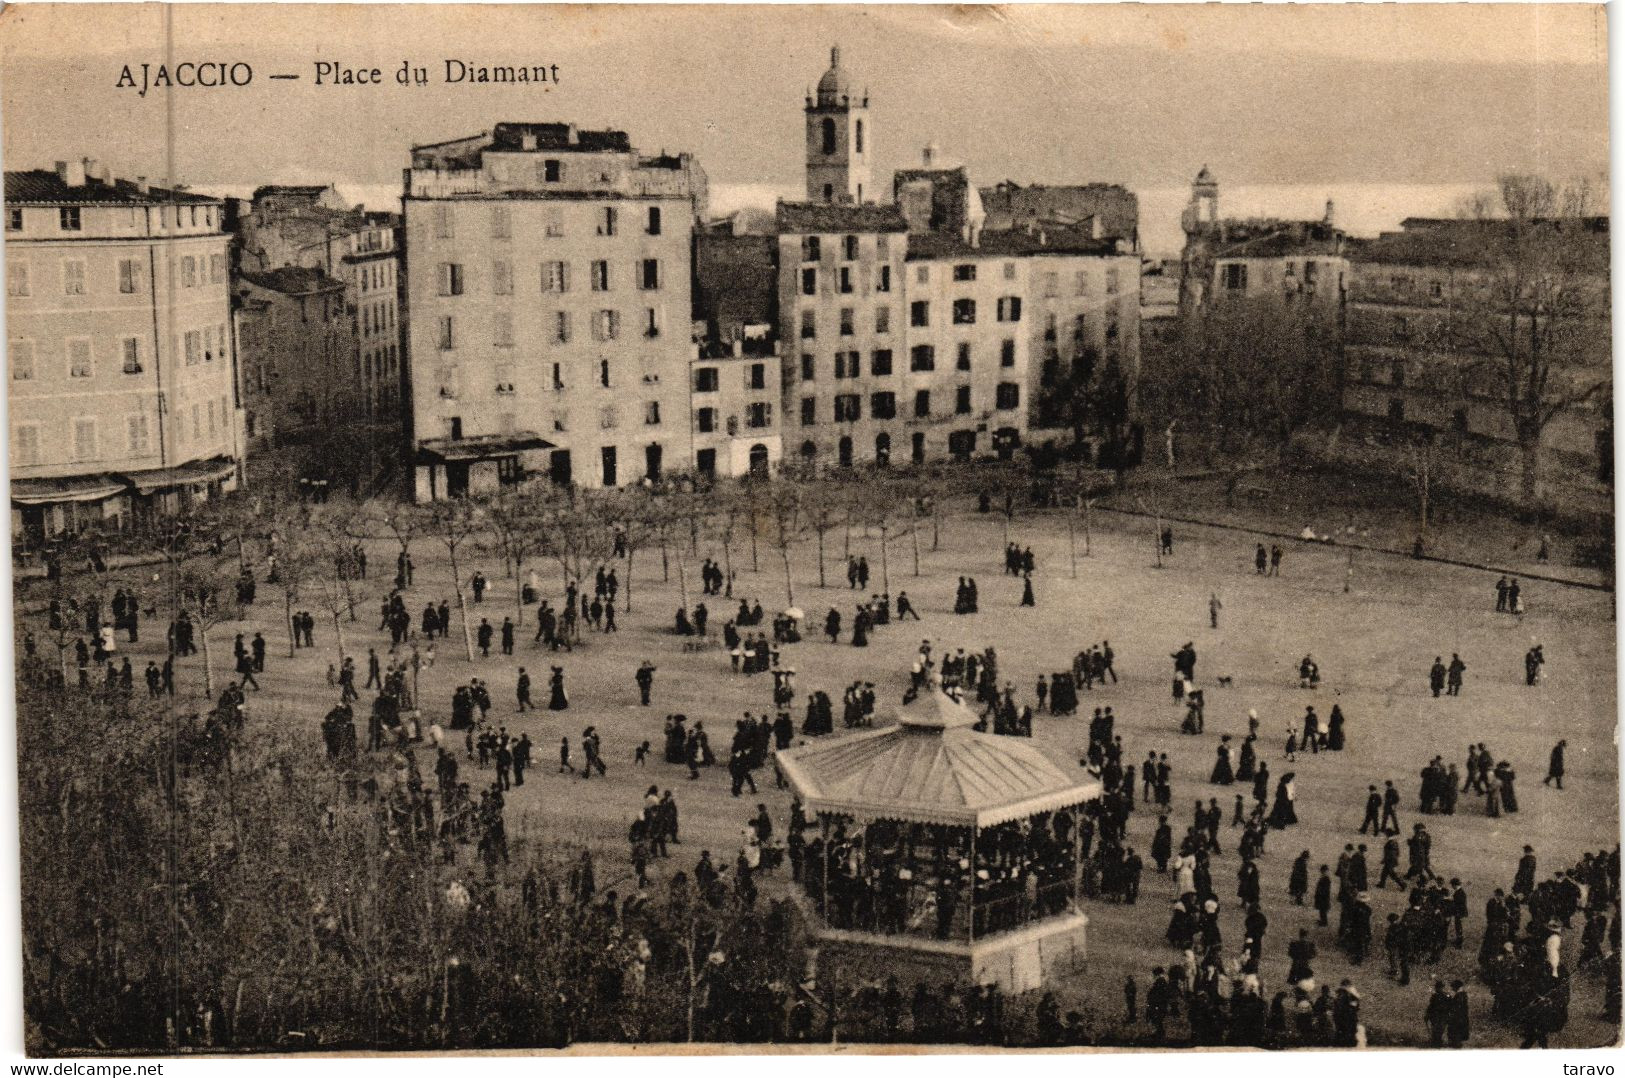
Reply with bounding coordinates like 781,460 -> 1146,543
19,493 -> 1618,1047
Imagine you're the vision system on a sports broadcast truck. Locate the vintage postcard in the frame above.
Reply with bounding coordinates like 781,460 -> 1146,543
1,2 -> 1615,1057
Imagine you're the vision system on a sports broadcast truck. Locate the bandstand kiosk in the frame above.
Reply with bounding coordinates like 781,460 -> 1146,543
775,681 -> 1101,993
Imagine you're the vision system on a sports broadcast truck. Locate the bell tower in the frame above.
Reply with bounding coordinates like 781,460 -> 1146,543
805,46 -> 871,205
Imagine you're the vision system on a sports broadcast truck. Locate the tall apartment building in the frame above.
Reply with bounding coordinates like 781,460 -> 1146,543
6,159 -> 243,543
402,122 -> 708,498
234,266 -> 354,446
235,186 -> 404,422
1344,216 -> 1611,485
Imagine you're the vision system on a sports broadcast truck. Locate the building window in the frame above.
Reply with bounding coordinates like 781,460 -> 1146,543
843,235 -> 859,261
1001,339 -> 1016,367
748,362 -> 767,390
1003,262 -> 1017,280
594,310 -> 619,341
117,259 -> 142,294
834,394 -> 861,422
800,310 -> 816,339
996,382 -> 1021,410
838,267 -> 853,294
5,208 -> 20,231
910,301 -> 930,328
493,260 -> 513,295
915,265 -> 930,285
695,367 -> 719,393
597,207 -> 618,236
647,206 -> 662,235
835,351 -> 860,379
840,308 -> 855,336
59,207 -> 81,232
870,391 -> 896,419
855,120 -> 864,154
697,407 -> 717,433
121,338 -> 142,374
591,260 -> 610,291
68,338 -> 93,378
11,340 -> 34,380
72,417 -> 97,461
801,353 -> 816,381
433,205 -> 453,239
544,159 -> 561,183
640,259 -> 660,290
996,297 -> 1023,323
645,401 -> 662,426
62,260 -> 86,295
7,262 -> 29,296
490,205 -> 511,239
952,298 -> 977,325
747,401 -> 772,429
544,261 -> 570,293
910,345 -> 935,372
956,342 -> 971,371
802,236 -> 821,262
437,263 -> 464,296
1075,269 -> 1089,295
553,312 -> 571,343
801,268 -> 817,296
1106,267 -> 1120,294
801,397 -> 817,426
600,359 -> 613,388
600,407 -> 619,431
871,349 -> 893,376
545,208 -> 564,237
210,254 -> 225,283
913,389 -> 931,418
438,316 -> 455,350
877,265 -> 891,293
874,306 -> 891,335
493,311 -> 514,348
954,386 -> 972,414
1222,264 -> 1248,291
14,424 -> 39,466
1394,316 -> 1411,341
1390,360 -> 1406,388
953,264 -> 977,282
821,118 -> 837,155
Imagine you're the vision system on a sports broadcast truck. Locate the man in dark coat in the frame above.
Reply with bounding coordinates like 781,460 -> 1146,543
1429,657 -> 1447,697
1446,980 -> 1471,1048
1543,740 -> 1566,788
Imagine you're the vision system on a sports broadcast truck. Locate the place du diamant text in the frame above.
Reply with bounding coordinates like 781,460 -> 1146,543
115,60 -> 562,97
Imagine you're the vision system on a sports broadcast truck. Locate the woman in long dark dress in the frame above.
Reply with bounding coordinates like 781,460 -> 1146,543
1237,735 -> 1257,782
1020,574 -> 1035,607
851,609 -> 869,647
1268,773 -> 1298,829
1326,705 -> 1346,751
1210,737 -> 1235,785
825,608 -> 841,643
548,666 -> 569,710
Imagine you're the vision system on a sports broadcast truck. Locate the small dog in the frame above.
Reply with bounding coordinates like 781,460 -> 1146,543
1216,675 -> 1235,688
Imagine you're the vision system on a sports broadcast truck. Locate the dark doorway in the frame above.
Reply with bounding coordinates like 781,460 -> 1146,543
601,445 -> 618,487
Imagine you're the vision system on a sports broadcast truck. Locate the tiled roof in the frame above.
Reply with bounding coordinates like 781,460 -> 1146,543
776,201 -> 908,234
5,169 -> 219,206
905,227 -> 1121,260
1212,221 -> 1345,259
252,184 -> 331,199
239,266 -> 344,295
1351,217 -> 1609,270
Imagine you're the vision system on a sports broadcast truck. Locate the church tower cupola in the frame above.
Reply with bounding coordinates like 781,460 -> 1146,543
805,45 -> 871,205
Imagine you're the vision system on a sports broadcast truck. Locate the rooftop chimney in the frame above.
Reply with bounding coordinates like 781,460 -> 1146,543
831,46 -> 840,67
56,159 -> 86,187
82,158 -> 101,183
567,124 -> 579,146
922,143 -> 939,167
1324,198 -> 1337,227
134,175 -> 149,194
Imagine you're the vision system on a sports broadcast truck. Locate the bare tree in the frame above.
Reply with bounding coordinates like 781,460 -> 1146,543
420,500 -> 483,662
762,482 -> 803,608
481,486 -> 547,628
169,556 -> 238,699
1454,174 -> 1612,501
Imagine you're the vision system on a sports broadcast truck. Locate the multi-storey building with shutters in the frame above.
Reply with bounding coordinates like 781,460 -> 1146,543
5,158 -> 243,543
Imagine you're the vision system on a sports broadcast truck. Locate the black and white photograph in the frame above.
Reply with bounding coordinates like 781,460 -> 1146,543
0,2 -> 1617,1058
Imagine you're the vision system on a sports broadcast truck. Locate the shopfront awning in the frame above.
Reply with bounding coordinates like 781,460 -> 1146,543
122,457 -> 238,494
417,432 -> 554,464
10,474 -> 126,507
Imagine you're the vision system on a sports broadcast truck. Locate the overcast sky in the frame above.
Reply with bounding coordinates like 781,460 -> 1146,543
1,4 -> 1609,215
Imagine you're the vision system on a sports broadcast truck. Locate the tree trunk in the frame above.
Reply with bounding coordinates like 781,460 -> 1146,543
661,538 -> 670,583
781,548 -> 794,608
722,538 -> 734,599
625,550 -> 636,613
284,591 -> 297,658
331,610 -> 347,663
879,525 -> 890,593
816,529 -> 826,588
512,564 -> 525,627
199,628 -> 215,698
1068,513 -> 1078,579
1519,438 -> 1543,504
912,528 -> 920,577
